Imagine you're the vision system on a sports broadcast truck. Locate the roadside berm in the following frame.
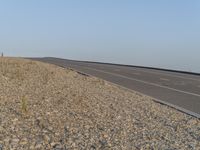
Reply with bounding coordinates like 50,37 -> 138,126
0,58 -> 199,149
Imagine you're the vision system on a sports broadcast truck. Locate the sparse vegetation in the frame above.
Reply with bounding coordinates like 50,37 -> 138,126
21,95 -> 28,114
0,57 -> 7,76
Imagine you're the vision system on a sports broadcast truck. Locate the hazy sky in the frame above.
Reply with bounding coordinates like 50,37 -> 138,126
0,0 -> 200,72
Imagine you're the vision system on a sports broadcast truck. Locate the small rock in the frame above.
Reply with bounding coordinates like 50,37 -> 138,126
0,144 -> 3,150
44,135 -> 50,144
90,145 -> 96,150
53,144 -> 63,150
0,127 -> 4,133
102,132 -> 109,138
3,138 -> 9,145
12,118 -> 18,122
10,138 -> 20,148
11,138 -> 19,144
50,142 -> 57,147
35,144 -> 42,149
29,145 -> 35,149
47,126 -> 53,132
20,138 -> 28,145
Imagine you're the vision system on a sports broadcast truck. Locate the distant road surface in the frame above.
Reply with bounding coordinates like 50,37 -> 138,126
31,57 -> 200,118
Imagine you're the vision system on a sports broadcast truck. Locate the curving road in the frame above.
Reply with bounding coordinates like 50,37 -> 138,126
31,57 -> 200,118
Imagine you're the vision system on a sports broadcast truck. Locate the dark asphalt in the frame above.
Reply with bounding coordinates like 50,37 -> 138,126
31,57 -> 200,118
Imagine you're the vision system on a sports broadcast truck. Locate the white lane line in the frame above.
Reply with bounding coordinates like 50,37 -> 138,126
131,72 -> 141,75
84,63 -> 200,82
160,78 -> 170,81
78,65 -> 200,98
129,67 -> 200,82
114,69 -> 121,72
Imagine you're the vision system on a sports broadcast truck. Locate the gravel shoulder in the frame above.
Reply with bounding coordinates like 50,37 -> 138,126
0,57 -> 199,149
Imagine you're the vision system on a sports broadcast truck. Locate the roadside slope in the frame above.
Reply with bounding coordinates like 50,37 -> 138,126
0,58 -> 199,149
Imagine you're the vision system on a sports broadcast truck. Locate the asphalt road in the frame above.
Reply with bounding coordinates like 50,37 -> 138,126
32,57 -> 200,118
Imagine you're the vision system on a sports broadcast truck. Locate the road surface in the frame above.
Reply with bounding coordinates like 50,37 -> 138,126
31,57 -> 200,118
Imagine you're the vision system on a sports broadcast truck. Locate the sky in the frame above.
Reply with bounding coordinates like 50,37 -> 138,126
0,0 -> 200,72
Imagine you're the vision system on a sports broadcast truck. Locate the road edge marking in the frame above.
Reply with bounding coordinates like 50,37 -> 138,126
80,65 -> 200,98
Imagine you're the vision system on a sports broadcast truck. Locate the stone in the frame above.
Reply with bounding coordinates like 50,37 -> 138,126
11,138 -> 19,144
0,144 -> 3,150
44,135 -> 50,144
35,144 -> 42,149
20,138 -> 28,145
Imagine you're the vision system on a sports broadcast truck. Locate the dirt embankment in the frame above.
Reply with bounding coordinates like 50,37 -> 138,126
0,58 -> 199,149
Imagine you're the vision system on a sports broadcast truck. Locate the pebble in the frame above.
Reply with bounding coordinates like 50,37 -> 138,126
0,144 -> 3,150
44,135 -> 50,143
20,138 -> 28,145
35,144 -> 42,149
11,138 -> 19,144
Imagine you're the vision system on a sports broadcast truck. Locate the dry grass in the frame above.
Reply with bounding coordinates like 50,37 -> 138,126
21,96 -> 28,114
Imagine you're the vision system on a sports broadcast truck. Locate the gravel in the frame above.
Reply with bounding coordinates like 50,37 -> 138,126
0,57 -> 199,149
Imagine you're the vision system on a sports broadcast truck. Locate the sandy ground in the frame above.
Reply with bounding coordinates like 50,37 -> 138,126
0,57 -> 199,150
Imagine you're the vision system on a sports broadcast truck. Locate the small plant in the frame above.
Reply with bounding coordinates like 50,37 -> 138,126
21,96 -> 28,114
1,58 -> 8,76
